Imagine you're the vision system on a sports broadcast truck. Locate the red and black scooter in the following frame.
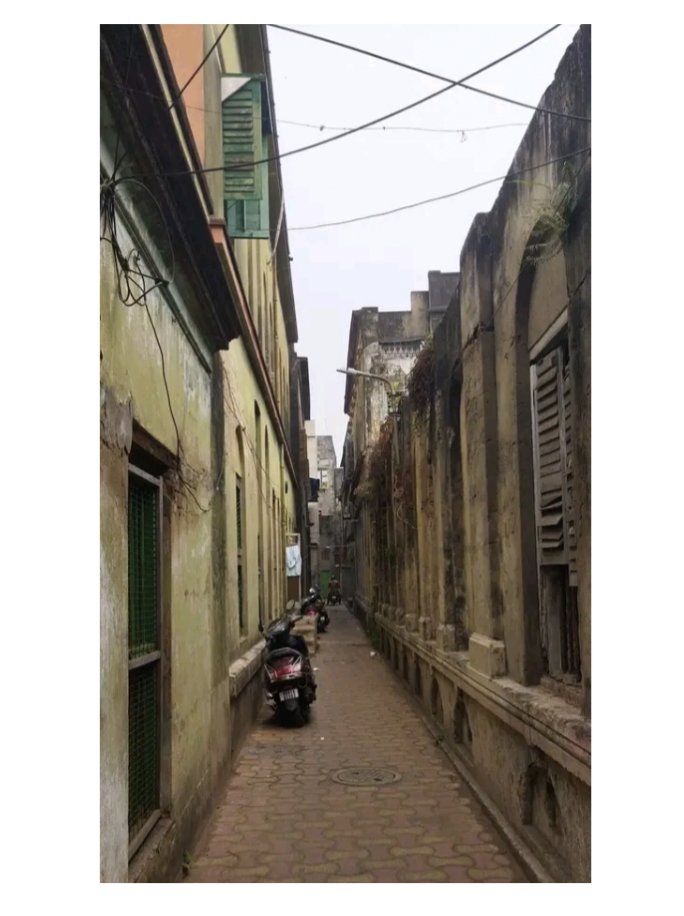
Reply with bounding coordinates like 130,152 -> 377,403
260,615 -> 317,727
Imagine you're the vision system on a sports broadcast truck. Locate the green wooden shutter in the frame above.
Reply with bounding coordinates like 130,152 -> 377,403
226,139 -> 270,239
222,78 -> 262,200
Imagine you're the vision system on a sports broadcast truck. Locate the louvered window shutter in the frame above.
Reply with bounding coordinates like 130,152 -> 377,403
222,74 -> 270,240
221,77 -> 262,201
563,361 -> 577,585
531,348 -> 567,564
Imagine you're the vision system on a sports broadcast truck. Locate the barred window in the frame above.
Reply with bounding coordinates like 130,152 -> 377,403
236,475 -> 245,632
128,466 -> 162,856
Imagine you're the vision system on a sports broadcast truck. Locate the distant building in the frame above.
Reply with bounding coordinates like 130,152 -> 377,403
340,271 -> 458,613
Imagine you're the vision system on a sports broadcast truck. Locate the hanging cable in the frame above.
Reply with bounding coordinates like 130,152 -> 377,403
104,76 -> 529,138
118,24 -> 571,183
279,118 -> 528,135
169,24 -> 230,109
288,147 -> 590,230
269,24 -> 590,123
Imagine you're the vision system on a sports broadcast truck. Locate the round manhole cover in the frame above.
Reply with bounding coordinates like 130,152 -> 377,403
331,767 -> 400,786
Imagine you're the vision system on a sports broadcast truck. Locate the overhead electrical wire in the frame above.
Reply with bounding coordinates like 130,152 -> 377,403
169,24 -> 230,109
119,23 -> 568,183
278,118 -> 529,134
104,76 -> 528,138
288,147 -> 591,230
269,24 -> 591,123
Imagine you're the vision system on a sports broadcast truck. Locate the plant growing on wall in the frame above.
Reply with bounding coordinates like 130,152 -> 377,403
368,417 -> 394,488
407,338 -> 435,423
518,162 -> 578,267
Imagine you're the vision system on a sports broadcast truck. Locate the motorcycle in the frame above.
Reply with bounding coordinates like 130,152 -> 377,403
260,614 -> 317,727
302,587 -> 329,633
327,583 -> 342,606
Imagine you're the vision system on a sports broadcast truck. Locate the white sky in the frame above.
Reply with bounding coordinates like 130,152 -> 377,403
267,24 -> 580,459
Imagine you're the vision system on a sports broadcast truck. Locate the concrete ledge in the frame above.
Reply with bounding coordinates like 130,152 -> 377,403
468,632 -> 507,677
418,615 -> 434,641
436,624 -> 456,651
374,609 -> 590,786
229,641 -> 265,699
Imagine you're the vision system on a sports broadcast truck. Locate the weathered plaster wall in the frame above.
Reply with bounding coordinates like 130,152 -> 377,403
349,27 -> 591,881
100,221 -> 221,880
221,337 -> 296,653
102,23 -> 302,883
100,438 -> 130,882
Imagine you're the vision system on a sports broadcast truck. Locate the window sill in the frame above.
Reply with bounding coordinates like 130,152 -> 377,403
128,815 -> 175,883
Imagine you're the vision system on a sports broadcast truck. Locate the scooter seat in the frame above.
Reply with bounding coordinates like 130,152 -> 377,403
267,647 -> 304,661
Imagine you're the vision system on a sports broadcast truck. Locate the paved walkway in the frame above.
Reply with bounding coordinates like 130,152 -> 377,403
185,607 -> 527,883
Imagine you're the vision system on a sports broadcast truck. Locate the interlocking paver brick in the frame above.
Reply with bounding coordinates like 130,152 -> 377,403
184,608 -> 528,883
402,869 -> 449,881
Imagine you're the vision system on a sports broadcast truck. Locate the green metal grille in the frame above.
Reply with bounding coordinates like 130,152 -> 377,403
236,475 -> 244,630
128,477 -> 159,659
128,663 -> 160,841
237,564 -> 244,630
235,477 -> 242,551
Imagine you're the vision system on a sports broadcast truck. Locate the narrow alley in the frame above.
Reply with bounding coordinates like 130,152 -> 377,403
101,24 -> 591,883
184,606 -> 526,883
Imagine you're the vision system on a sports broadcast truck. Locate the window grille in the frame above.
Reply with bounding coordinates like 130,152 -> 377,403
236,475 -> 245,631
127,467 -> 162,854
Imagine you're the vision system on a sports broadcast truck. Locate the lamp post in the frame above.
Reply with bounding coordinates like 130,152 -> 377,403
337,366 -> 400,413
336,366 -> 392,392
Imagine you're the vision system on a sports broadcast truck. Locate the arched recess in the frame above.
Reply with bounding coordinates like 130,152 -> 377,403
514,213 -> 582,686
453,692 -> 473,757
506,212 -> 577,685
444,368 -> 468,646
413,656 -> 422,700
429,675 -> 444,727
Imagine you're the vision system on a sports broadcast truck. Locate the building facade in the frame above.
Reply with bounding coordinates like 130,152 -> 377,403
342,27 -> 591,881
341,272 -> 459,618
101,24 -> 304,882
315,436 -> 341,596
288,352 -> 312,601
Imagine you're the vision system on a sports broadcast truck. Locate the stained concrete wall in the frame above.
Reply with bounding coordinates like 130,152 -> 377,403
347,27 -> 591,881
101,221 -> 220,881
101,24 -> 300,883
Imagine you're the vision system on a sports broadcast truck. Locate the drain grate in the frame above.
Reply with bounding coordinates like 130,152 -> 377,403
331,767 -> 400,786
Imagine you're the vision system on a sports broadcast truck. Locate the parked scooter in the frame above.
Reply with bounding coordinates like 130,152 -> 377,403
260,614 -> 317,727
302,587 -> 329,633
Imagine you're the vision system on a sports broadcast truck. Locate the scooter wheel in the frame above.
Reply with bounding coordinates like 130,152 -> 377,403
278,704 -> 307,728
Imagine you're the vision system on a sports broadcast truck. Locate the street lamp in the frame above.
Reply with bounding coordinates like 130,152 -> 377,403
336,367 -> 392,392
337,366 -> 402,417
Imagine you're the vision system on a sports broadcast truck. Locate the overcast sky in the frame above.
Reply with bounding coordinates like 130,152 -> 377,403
266,24 -> 580,460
